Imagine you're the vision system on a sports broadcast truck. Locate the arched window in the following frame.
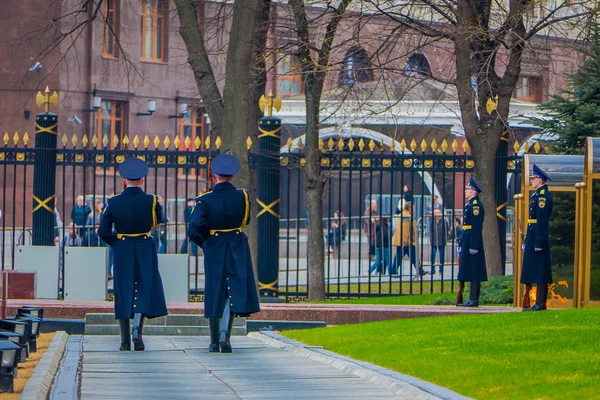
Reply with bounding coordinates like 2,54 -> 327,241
339,47 -> 374,86
404,53 -> 431,78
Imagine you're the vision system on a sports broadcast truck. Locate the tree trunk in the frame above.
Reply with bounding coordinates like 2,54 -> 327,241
304,91 -> 326,301
174,0 -> 224,135
471,130 -> 503,277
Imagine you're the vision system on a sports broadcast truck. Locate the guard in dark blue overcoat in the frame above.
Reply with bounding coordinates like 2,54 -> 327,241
457,176 -> 487,307
521,164 -> 553,311
187,154 -> 260,353
98,157 -> 168,352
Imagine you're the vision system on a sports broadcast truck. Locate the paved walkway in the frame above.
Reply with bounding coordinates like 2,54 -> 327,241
60,333 -> 469,400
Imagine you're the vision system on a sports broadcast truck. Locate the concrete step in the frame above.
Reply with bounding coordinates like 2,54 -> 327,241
84,313 -> 247,336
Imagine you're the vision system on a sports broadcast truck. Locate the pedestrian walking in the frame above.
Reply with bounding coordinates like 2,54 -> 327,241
98,157 -> 168,352
521,164 -> 553,311
187,154 -> 260,353
457,176 -> 487,307
429,208 -> 449,275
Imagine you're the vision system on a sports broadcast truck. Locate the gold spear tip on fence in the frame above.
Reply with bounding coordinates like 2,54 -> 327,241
35,86 -> 59,113
259,90 -> 282,117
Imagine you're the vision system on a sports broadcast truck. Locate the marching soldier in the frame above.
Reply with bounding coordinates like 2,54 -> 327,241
188,154 -> 260,353
98,157 -> 168,351
521,164 -> 553,311
457,176 -> 487,307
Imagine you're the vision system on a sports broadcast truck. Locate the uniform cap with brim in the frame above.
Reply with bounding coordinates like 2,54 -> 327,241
465,176 -> 483,193
211,154 -> 240,177
532,164 -> 552,181
118,157 -> 148,180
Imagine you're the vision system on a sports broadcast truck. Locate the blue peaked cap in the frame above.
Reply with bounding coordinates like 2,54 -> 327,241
211,154 -> 240,177
118,157 -> 148,180
465,176 -> 483,193
532,164 -> 551,181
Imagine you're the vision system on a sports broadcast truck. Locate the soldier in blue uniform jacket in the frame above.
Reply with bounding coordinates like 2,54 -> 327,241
187,154 -> 260,353
520,164 -> 553,311
98,157 -> 168,351
457,176 -> 487,307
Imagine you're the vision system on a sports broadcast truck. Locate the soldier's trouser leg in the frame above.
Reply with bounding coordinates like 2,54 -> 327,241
219,299 -> 234,353
536,283 -> 548,306
208,318 -> 221,353
119,319 -> 131,351
469,281 -> 481,304
132,313 -> 146,351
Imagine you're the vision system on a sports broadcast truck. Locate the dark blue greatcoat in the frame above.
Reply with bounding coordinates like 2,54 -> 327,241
187,182 -> 260,318
520,184 -> 553,284
98,187 -> 168,320
457,196 -> 488,282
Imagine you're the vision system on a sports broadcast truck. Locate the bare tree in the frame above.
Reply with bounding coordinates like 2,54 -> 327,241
367,0 -> 598,275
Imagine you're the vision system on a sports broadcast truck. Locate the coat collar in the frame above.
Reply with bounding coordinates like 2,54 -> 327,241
123,186 -> 144,194
212,182 -> 236,191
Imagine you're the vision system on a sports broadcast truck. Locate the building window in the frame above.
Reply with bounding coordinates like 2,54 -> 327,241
513,76 -> 540,102
141,0 -> 166,61
179,107 -> 208,177
103,0 -> 118,57
404,53 -> 431,78
97,101 -> 127,150
277,55 -> 303,96
339,47 -> 374,86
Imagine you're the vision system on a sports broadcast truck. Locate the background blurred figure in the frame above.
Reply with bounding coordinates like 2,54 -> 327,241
429,209 -> 449,275
71,195 -> 91,237
327,210 -> 347,256
180,197 -> 198,256
363,199 -> 378,261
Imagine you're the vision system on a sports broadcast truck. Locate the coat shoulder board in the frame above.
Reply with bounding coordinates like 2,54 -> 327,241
472,200 -> 477,204
540,189 -> 545,194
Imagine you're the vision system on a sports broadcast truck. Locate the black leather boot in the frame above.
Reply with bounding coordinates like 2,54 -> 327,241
119,319 -> 131,351
132,313 -> 146,351
219,300 -> 235,353
208,318 -> 220,353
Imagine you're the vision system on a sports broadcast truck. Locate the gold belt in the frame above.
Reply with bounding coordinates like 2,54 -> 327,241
528,219 -> 537,224
210,227 -> 242,236
463,225 -> 472,230
117,232 -> 151,239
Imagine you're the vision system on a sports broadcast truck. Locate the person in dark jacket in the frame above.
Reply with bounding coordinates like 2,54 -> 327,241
457,176 -> 487,307
71,195 -> 92,237
521,164 -> 553,311
187,154 -> 260,353
180,198 -> 198,255
98,157 -> 167,352
368,216 -> 391,275
429,208 -> 448,275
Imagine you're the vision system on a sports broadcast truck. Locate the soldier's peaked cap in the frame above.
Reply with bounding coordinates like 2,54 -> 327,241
211,154 -> 240,177
118,157 -> 148,180
532,164 -> 552,181
465,176 -> 483,193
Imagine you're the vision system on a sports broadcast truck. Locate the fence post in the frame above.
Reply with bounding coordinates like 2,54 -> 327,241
32,87 -> 58,246
256,93 -> 281,299
495,129 -> 509,274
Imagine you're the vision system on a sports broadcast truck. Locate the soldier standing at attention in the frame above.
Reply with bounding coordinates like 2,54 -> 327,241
188,154 -> 260,353
98,157 -> 168,351
457,176 -> 487,307
521,164 -> 553,311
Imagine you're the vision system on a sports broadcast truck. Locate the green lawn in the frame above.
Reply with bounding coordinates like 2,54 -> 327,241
281,308 -> 600,400
319,292 -> 458,305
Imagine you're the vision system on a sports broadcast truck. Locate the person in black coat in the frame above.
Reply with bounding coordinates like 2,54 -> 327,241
521,164 -> 554,311
457,176 -> 487,307
98,157 -> 167,352
187,154 -> 260,353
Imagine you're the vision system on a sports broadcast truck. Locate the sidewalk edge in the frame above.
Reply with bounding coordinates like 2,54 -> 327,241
249,331 -> 472,400
20,331 -> 69,400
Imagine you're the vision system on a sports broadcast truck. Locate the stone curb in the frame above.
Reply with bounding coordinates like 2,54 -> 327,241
250,331 -> 473,400
20,331 -> 69,400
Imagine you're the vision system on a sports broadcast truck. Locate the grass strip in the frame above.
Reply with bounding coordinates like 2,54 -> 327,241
281,308 -> 600,400
3,332 -> 56,399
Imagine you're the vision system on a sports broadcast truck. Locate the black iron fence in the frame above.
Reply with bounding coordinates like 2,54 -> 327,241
0,131 -> 534,300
